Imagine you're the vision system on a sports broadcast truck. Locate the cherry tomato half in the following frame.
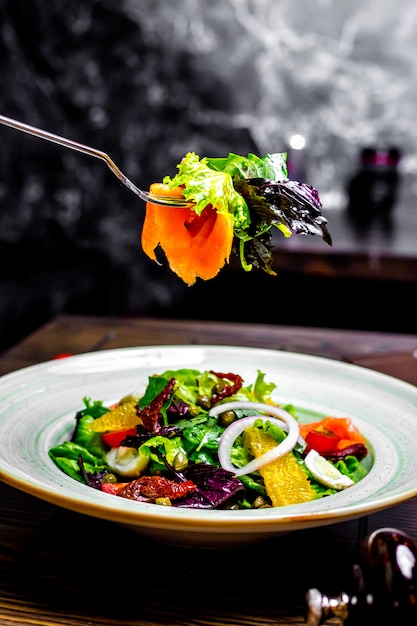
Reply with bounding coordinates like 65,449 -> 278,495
305,429 -> 340,454
101,428 -> 137,448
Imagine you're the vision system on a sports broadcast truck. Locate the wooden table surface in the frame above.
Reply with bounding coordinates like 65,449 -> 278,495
1,314 -> 417,626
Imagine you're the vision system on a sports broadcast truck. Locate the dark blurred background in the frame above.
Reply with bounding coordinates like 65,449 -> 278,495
1,0 -> 416,351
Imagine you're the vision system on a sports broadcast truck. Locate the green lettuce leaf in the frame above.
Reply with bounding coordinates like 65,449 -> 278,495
163,151 -> 250,228
205,151 -> 288,181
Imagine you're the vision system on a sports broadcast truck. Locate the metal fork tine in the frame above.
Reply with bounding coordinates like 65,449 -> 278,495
0,114 -> 195,209
143,192 -> 194,207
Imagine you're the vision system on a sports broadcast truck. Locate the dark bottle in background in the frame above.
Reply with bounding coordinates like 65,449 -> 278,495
346,146 -> 401,226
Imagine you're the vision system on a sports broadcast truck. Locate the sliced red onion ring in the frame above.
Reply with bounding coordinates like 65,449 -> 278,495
209,401 -> 302,477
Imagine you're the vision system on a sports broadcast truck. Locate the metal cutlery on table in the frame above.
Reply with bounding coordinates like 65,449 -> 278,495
0,114 -> 193,208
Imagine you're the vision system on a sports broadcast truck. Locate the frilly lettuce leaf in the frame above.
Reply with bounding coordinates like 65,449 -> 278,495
163,151 -> 250,228
163,150 -> 331,276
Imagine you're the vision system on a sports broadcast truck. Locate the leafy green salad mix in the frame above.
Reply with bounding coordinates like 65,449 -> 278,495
49,368 -> 370,510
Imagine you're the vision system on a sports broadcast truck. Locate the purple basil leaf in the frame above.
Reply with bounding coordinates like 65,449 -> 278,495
173,463 -> 245,509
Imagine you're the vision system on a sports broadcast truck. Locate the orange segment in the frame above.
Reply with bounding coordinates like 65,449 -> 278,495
243,427 -> 316,506
88,401 -> 142,433
141,183 -> 234,286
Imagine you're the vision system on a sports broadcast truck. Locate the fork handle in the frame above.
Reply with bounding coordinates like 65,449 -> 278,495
0,114 -> 146,200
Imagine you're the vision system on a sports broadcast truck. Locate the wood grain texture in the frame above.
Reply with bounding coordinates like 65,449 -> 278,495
2,315 -> 417,376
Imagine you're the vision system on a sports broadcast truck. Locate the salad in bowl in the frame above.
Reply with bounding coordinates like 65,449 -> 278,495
49,367 -> 370,510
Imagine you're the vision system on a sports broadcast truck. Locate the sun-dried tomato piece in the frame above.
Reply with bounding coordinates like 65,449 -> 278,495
138,378 -> 176,433
209,371 -> 243,404
119,475 -> 197,501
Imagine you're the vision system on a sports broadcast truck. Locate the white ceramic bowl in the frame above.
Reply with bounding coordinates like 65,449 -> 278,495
0,345 -> 416,548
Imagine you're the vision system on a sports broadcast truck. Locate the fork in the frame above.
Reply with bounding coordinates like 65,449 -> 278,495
0,114 -> 194,208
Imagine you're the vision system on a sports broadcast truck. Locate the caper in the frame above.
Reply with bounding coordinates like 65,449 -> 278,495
252,496 -> 271,509
102,473 -> 118,484
217,410 -> 237,427
155,497 -> 172,506
197,394 -> 211,409
173,450 -> 188,471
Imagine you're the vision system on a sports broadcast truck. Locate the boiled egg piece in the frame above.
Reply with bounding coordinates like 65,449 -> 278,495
305,449 -> 354,490
106,446 -> 149,477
